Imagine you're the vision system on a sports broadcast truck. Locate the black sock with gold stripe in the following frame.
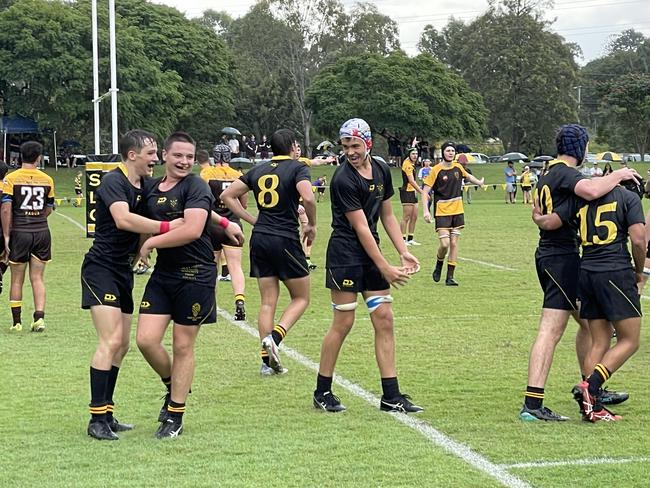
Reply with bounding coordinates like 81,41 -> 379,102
271,324 -> 287,346
587,363 -> 611,396
10,300 -> 21,326
162,376 -> 172,393
167,401 -> 185,420
524,386 -> 544,410
261,348 -> 270,366
89,367 -> 110,422
235,293 -> 245,303
105,366 -> 120,421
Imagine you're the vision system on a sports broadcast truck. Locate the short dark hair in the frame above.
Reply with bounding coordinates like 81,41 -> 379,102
119,129 -> 156,160
196,149 -> 210,163
0,160 -> 8,179
163,131 -> 195,151
20,141 -> 43,164
270,129 -> 296,156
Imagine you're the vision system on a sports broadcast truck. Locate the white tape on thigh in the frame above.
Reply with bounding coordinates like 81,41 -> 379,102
332,302 -> 358,311
451,228 -> 461,236
365,295 -> 393,313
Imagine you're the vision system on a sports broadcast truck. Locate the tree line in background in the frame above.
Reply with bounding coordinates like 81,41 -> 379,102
0,0 -> 647,157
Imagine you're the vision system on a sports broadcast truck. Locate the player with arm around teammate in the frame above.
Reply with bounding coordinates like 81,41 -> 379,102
313,118 -> 422,414
135,132 -> 243,438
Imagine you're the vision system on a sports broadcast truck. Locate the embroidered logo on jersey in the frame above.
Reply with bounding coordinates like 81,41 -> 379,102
342,279 -> 354,287
369,184 -> 375,191
454,171 -> 460,180
157,197 -> 167,205
104,294 -> 117,302
140,301 -> 151,309
169,198 -> 178,209
442,175 -> 448,182
191,303 -> 201,318
270,163 -> 278,168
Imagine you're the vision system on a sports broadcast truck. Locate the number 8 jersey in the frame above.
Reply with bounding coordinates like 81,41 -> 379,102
239,156 -> 310,239
2,167 -> 55,232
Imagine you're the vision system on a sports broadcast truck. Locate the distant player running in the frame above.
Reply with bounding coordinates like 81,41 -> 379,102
422,142 -> 485,286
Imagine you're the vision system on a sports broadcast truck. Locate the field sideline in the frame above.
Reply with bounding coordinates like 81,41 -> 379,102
2,163 -> 650,487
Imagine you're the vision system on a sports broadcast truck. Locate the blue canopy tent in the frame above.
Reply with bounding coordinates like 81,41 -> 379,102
0,116 -> 60,169
2,115 -> 40,165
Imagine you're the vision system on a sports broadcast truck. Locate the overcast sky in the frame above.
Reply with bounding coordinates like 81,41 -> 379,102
152,0 -> 650,64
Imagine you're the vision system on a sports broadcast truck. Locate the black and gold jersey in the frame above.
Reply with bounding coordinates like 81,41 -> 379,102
423,162 -> 468,216
401,159 -> 417,192
535,159 -> 585,257
85,165 -> 144,267
200,165 -> 242,219
576,186 -> 645,272
2,167 -> 54,232
142,174 -> 215,282
326,156 -> 394,267
240,156 -> 311,240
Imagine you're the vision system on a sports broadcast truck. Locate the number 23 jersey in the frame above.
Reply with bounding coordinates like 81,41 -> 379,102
2,167 -> 55,232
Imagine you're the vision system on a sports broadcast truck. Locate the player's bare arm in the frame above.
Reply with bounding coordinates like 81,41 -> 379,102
221,179 -> 256,226
574,168 -> 640,200
109,201 -> 183,234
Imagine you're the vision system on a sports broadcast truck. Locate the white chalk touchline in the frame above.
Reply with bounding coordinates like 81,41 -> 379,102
502,456 -> 650,470
55,211 -> 86,231
458,257 -> 517,271
216,307 -> 532,488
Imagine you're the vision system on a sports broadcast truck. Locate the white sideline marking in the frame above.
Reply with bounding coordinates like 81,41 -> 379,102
55,211 -> 85,231
458,257 -> 516,271
502,456 -> 650,470
641,295 -> 650,301
217,308 -> 532,488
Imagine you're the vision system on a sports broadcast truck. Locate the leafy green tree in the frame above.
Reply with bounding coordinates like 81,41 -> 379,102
307,52 -> 486,143
417,18 -> 466,66
345,2 -> 400,55
0,0 -> 91,134
598,74 -> 650,157
436,1 -> 579,153
111,0 -> 236,146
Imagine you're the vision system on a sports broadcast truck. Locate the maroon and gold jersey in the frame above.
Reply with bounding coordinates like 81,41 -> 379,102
401,158 -> 417,192
423,162 -> 468,216
200,165 -> 242,219
2,168 -> 54,232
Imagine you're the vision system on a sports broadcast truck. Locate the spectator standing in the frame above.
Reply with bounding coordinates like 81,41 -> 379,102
228,135 -> 240,159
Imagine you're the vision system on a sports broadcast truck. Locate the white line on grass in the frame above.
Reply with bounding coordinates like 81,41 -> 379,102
458,257 -> 517,271
217,308 -> 532,488
55,211 -> 85,231
502,456 -> 650,469
57,210 -> 529,486
641,295 -> 650,301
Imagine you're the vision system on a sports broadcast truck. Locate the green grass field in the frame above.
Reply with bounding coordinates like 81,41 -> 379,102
2,162 -> 650,487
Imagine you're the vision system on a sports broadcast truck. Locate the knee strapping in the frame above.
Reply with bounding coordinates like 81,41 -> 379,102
332,301 -> 358,312
365,295 -> 393,313
451,228 -> 462,236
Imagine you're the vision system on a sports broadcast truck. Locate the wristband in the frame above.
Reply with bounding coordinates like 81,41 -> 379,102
159,221 -> 170,234
218,216 -> 230,229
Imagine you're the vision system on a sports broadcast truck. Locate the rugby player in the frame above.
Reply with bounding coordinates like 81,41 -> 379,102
422,141 -> 485,286
221,129 -> 316,376
521,124 -> 639,421
312,118 -> 422,414
399,147 -> 423,246
2,141 -> 55,332
136,132 -> 243,438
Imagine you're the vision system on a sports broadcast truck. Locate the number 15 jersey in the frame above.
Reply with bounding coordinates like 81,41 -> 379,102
239,156 -> 310,240
2,167 -> 55,232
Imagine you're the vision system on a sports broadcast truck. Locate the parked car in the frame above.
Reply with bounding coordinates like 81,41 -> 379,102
469,152 -> 489,164
623,153 -> 650,162
488,155 -> 502,163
